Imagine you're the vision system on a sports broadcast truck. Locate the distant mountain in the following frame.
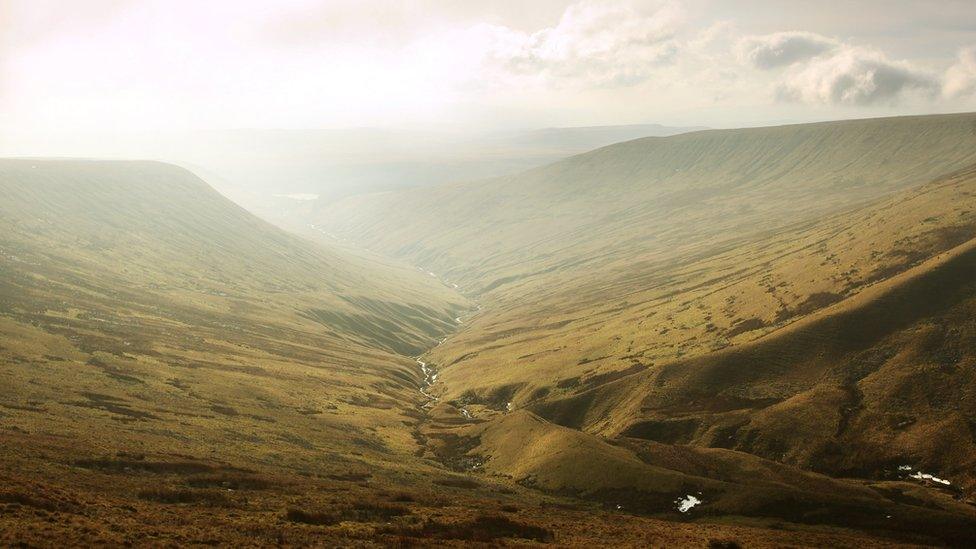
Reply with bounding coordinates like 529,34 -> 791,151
168,124 -> 708,230
0,124 -> 706,230
498,123 -> 707,151
319,113 -> 976,296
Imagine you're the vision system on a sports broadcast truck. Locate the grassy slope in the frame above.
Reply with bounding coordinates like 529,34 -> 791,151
0,159 -> 477,490
320,112 -> 976,292
533,212 -> 976,491
0,160 -> 468,353
0,159 -> 932,546
314,114 -> 976,542
422,410 -> 976,545
317,114 -> 976,398
422,162 -> 976,400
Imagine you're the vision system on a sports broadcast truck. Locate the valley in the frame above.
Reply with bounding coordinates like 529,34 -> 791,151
3,114 -> 976,546
8,1 -> 976,546
323,113 -> 976,544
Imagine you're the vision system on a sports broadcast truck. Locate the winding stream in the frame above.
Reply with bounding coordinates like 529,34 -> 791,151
416,359 -> 439,408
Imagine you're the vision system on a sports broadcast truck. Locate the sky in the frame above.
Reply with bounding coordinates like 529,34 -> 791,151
2,0 -> 976,134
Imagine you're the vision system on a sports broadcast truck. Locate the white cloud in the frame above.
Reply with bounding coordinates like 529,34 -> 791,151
482,0 -> 685,88
737,31 -> 838,69
2,0 -> 973,132
944,46 -> 976,98
689,21 -> 737,54
736,31 -> 938,106
774,47 -> 938,105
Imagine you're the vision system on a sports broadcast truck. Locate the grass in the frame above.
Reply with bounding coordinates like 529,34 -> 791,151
0,159 -> 470,476
285,502 -> 410,525
5,113 -> 976,546
314,113 -> 976,544
392,513 -> 556,543
137,487 -> 232,506
317,113 -> 976,405
318,116 -> 976,503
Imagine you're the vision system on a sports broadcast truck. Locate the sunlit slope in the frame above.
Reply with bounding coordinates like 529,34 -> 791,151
0,159 -> 466,473
417,163 -> 976,405
321,112 -> 976,298
533,223 -> 976,490
328,112 -> 976,509
323,115 -> 976,405
335,115 -> 976,408
0,159 -> 898,547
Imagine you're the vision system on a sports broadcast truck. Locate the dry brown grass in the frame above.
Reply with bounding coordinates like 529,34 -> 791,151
5,122 -> 976,547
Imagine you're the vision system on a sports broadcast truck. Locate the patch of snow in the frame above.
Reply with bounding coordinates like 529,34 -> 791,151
273,193 -> 319,201
455,317 -> 463,324
898,465 -> 913,471
675,494 -> 701,513
506,402 -> 513,412
910,471 -> 951,485
452,283 -> 459,289
460,408 -> 472,419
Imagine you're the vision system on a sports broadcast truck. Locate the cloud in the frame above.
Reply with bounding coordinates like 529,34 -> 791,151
738,31 -> 838,69
737,31 -> 938,106
774,47 -> 938,105
943,46 -> 976,98
482,0 -> 684,88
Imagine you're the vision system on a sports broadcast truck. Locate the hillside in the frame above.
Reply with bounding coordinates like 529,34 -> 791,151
316,114 -> 976,399
0,159 -> 581,546
420,410 -> 976,544
1,124 -> 704,235
5,158 -> 974,546
0,158 -> 475,472
533,215 -> 976,491
312,114 -> 976,543
320,113 -> 976,295
412,161 -> 976,406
